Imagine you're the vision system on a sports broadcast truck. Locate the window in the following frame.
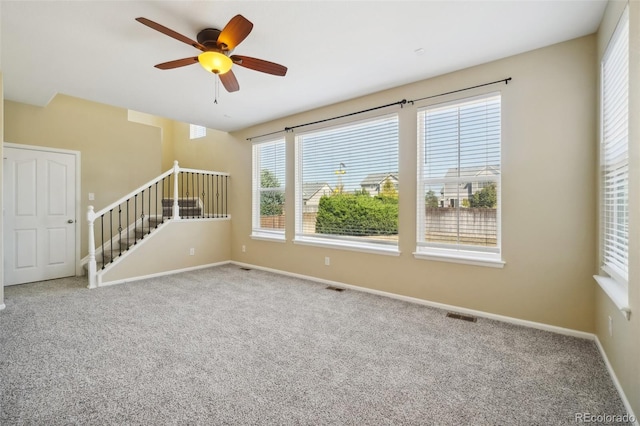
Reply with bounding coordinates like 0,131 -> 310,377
599,6 -> 629,290
252,138 -> 286,240
190,124 -> 206,139
294,114 -> 399,254
416,93 -> 502,266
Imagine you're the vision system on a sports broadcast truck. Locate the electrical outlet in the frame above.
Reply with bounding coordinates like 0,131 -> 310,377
325,257 -> 330,266
242,245 -> 246,253
189,248 -> 195,256
608,316 -> 613,337
88,193 -> 95,201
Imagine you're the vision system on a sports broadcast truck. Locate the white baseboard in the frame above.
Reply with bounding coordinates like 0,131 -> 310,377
594,336 -> 639,425
231,261 -> 593,340
231,261 -> 639,420
98,260 -> 231,287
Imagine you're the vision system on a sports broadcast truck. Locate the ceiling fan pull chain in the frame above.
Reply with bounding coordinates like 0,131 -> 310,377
214,74 -> 219,104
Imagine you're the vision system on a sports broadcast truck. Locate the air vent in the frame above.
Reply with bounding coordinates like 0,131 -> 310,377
326,286 -> 345,292
240,267 -> 251,271
446,312 -> 477,322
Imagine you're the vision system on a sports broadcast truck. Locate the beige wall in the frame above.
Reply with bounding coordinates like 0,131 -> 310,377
4,95 -> 163,256
595,0 -> 640,415
170,121 -> 236,174
127,110 -> 176,171
228,35 -> 598,333
0,71 -> 4,309
100,219 -> 230,283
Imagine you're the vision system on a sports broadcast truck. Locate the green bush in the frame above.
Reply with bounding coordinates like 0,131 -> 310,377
315,193 -> 398,236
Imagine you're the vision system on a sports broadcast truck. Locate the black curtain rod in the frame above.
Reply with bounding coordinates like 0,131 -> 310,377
246,99 -> 407,141
407,77 -> 512,104
246,77 -> 512,141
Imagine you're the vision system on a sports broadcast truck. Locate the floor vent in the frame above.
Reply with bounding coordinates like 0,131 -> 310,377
240,267 -> 251,271
326,286 -> 345,292
446,312 -> 477,322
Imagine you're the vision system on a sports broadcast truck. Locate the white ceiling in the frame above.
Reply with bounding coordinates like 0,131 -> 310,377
1,1 -> 607,133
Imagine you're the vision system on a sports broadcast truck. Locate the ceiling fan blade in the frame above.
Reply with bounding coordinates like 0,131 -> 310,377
136,17 -> 205,51
219,70 -> 240,92
155,57 -> 199,70
217,15 -> 253,51
231,55 -> 287,76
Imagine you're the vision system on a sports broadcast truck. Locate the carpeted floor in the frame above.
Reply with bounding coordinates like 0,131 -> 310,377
0,264 -> 630,425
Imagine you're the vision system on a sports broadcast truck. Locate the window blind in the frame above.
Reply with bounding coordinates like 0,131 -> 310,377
295,114 -> 399,246
601,6 -> 629,283
252,139 -> 286,236
417,93 -> 501,255
189,124 -> 206,139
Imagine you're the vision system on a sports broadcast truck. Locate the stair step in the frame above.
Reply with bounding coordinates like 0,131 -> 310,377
161,198 -> 204,217
162,198 -> 202,207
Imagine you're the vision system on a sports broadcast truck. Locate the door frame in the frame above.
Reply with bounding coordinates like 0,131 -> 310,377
3,142 -> 82,277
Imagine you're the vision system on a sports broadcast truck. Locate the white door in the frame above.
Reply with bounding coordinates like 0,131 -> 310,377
3,146 -> 77,285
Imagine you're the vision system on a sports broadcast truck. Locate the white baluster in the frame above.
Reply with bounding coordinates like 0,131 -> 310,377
87,205 -> 97,289
173,160 -> 181,220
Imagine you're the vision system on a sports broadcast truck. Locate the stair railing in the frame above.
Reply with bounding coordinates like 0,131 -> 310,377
87,160 -> 230,288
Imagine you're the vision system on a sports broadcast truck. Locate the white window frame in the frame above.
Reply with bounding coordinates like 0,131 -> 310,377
293,114 -> 400,256
414,93 -> 504,268
595,5 -> 631,319
189,124 -> 207,139
252,138 -> 286,241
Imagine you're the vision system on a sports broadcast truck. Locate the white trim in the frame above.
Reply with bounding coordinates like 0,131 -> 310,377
230,261 -> 591,340
593,275 -> 631,320
251,233 -> 286,243
415,94 -> 502,260
594,336 -> 639,425
3,142 -> 83,278
293,237 -> 400,256
98,261 -> 231,287
174,216 -> 231,222
413,250 -> 505,268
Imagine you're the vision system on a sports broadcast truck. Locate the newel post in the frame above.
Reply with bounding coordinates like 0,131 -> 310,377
173,160 -> 181,219
87,206 -> 97,289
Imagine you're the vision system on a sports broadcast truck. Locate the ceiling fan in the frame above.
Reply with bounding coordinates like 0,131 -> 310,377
136,15 -> 287,93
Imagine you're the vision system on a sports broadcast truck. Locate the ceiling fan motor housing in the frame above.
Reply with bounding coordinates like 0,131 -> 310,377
197,28 -> 224,50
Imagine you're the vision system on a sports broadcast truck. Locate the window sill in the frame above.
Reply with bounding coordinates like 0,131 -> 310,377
251,232 -> 286,243
593,275 -> 631,320
293,237 -> 400,256
413,249 -> 505,269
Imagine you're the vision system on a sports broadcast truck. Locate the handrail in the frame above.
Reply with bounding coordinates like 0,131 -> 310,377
91,168 -> 174,221
91,162 -> 229,220
86,160 -> 230,289
180,167 -> 230,176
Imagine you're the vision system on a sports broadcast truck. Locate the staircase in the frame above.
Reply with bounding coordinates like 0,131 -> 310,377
85,161 -> 230,288
93,215 -> 164,268
92,199 -> 205,268
162,198 -> 203,218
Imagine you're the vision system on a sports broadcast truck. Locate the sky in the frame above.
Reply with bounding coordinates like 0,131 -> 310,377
257,95 -> 500,195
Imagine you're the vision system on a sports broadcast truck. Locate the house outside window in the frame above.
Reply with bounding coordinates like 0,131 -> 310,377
294,114 -> 399,254
416,93 -> 502,267
252,138 -> 286,240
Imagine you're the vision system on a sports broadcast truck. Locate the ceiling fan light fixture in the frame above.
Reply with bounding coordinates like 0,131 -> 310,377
198,51 -> 233,74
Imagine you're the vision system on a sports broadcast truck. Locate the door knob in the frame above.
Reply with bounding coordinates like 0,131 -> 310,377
67,219 -> 75,223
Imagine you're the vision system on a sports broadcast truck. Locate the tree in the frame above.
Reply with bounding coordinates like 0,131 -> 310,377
425,190 -> 439,208
260,169 -> 284,216
469,182 -> 497,208
380,178 -> 398,200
